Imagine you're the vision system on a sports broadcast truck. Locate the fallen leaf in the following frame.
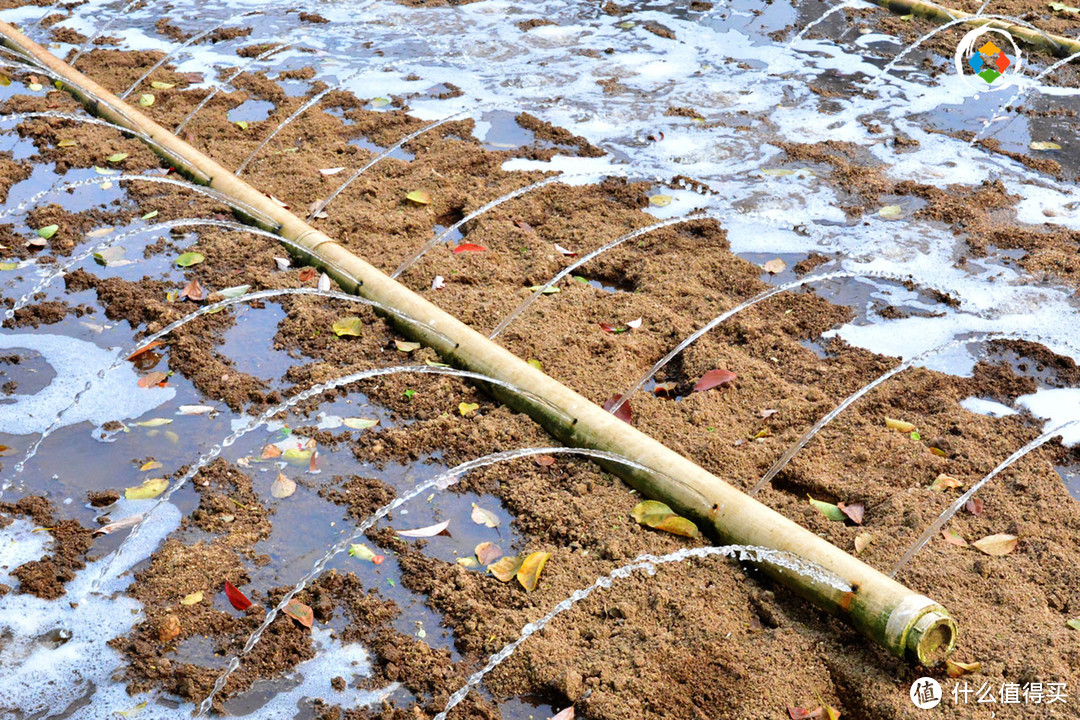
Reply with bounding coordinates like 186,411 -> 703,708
140,460 -> 163,471
261,443 -> 283,459
179,278 -> 205,302
125,478 -> 168,500
929,446 -> 947,457
93,246 -> 126,266
1030,141 -> 1062,150
453,243 -> 487,254
180,72 -> 204,83
787,706 -> 822,719
1067,618 -> 1080,631
529,284 -> 561,294
759,408 -> 779,418
626,317 -> 643,330
332,316 -> 364,337
763,258 -> 786,274
965,498 -> 984,516
459,402 -> 479,416
527,358 -> 543,371
396,520 -> 450,538
93,513 -> 145,536
395,340 -> 421,353
178,404 -> 215,416
283,598 -> 314,628
653,381 -> 677,396
127,340 -> 164,361
693,369 -> 737,392
854,533 -> 873,554
224,580 -> 253,611
218,284 -> 251,299
158,614 -> 181,642
549,707 -> 575,720
235,120 -> 249,130
603,394 -> 632,423
117,701 -> 149,718
487,555 -> 523,582
885,417 -> 916,433
808,495 -> 846,522
554,243 -> 576,257
136,418 -> 172,428
471,503 -> 500,528
175,251 -> 204,267
972,533 -> 1018,556
931,473 -> 962,491
946,658 -> 982,677
36,224 -> 59,239
631,500 -> 700,538
274,257 -> 290,271
180,590 -> 203,606
57,139 -> 77,148
878,204 -> 903,219
298,267 -> 317,282
534,455 -> 556,467
138,371 -> 168,388
138,93 -> 155,107
107,152 -> 129,163
457,557 -> 481,568
26,237 -> 46,250
318,273 -> 331,291
271,472 -> 296,499
319,167 -> 346,175
348,543 -> 386,564
475,542 -> 502,565
151,81 -> 176,89
517,551 -> 551,592
343,417 -> 379,430
837,501 -> 864,525
824,707 -> 840,720
941,529 -> 967,547
649,194 -> 673,206
599,322 -> 626,334
431,275 -> 446,290
406,190 -> 431,205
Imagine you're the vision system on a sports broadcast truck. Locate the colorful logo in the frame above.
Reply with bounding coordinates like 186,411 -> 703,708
954,27 -> 1023,92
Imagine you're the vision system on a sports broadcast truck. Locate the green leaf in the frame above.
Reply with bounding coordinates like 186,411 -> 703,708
910,431 -> 921,441
371,97 -> 391,107
808,495 -> 847,522
107,152 -> 129,163
332,316 -> 364,337
138,93 -> 155,107
527,358 -> 543,371
36,224 -> 58,239
1050,1 -> 1080,13
141,210 -> 158,220
630,500 -> 700,538
1067,619 -> 1080,631
125,478 -> 169,500
403,389 -> 416,400
235,120 -> 249,130
175,251 -> 204,267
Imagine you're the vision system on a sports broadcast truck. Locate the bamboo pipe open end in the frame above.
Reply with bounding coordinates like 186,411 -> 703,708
907,610 -> 957,667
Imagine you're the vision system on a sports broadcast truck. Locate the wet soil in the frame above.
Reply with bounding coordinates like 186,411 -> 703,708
1,6 -> 1079,720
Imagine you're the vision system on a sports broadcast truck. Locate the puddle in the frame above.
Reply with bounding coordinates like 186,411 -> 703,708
227,99 -> 276,124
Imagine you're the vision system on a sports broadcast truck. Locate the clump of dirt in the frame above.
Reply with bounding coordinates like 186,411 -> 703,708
0,495 -> 93,599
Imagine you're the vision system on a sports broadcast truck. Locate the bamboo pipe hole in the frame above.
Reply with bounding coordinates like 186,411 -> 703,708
909,611 -> 957,666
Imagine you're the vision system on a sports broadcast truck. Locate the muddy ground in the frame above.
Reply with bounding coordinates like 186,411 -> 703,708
2,3 -> 1080,719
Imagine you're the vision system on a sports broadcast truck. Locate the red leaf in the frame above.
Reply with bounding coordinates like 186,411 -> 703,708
599,322 -> 626,334
127,340 -> 164,361
603,395 -> 632,424
138,371 -> 168,388
787,708 -> 823,720
224,580 -> 252,611
693,368 -> 736,392
453,243 -> 486,254
837,502 -> 864,525
298,267 -> 317,282
965,498 -> 984,516
283,598 -> 314,628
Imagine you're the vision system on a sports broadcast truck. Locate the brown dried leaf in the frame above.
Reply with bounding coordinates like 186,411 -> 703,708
941,529 -> 967,547
837,501 -> 864,525
283,598 -> 314,628
693,368 -> 737,392
271,472 -> 296,499
945,658 -> 981,678
763,258 -> 786,274
261,444 -> 282,459
965,498 -> 984,516
158,614 -> 181,643
930,473 -> 962,491
516,551 -> 551,592
475,541 -> 502,565
972,533 -> 1018,556
487,555 -> 523,582
179,277 -> 205,302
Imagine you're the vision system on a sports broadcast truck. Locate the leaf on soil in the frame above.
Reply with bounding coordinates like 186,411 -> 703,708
274,257 -> 291,271
459,402 -> 479,416
517,551 -> 551,592
837,501 -> 864,524
158,614 -> 181,643
36,224 -> 59,239
125,478 -> 168,500
271,472 -> 296,499
348,543 -> 386,564
138,93 -> 155,107
57,139 -> 77,148
332,316 -> 364,337
535,455 -> 556,467
653,381 -> 677,396
941,528 -> 967,547
224,580 -> 253,611
1067,619 -> 1080,631
319,273 -> 332,291
808,495 -> 846,522
127,340 -> 164,361
885,417 -> 916,432
599,322 -> 626,333
217,284 -> 250,299
965,498 -> 984,516
878,204 -> 903,218
343,417 -> 379,430
763,258 -> 786,274
693,369 -> 737,392
945,659 -> 981,678
854,533 -> 873,554
175,251 -> 204,267
787,706 -> 822,719
554,243 -> 576,257
648,194 -> 673,206
319,167 -> 346,175
471,503 -> 500,528
283,598 -> 314,628
138,371 -> 168,388
396,520 -> 450,538
631,500 -> 700,538
475,542 -> 502,565
1030,141 -> 1062,150
488,555 -> 523,581
179,278 -> 205,302
180,590 -> 203,605
626,317 -> 642,330
527,358 -> 543,371
151,81 -> 176,89
395,340 -> 421,353
235,120 -> 249,130
298,267 -> 318,282
453,243 -> 486,254
529,284 -> 560,294
406,190 -> 431,205
972,533 -> 1018,556
107,152 -> 129,163
549,707 -> 575,720
603,394 -> 632,423
141,210 -> 158,220
931,473 -> 962,491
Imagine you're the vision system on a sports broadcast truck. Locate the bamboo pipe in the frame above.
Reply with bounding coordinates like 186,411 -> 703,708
0,21 -> 956,665
866,0 -> 1080,58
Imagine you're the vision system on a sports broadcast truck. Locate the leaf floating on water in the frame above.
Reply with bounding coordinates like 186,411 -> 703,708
283,598 -> 314,628
945,658 -> 981,678
972,533 -> 1018,556
371,97 -> 391,107
471,503 -> 500,528
648,194 -> 673,206
137,371 -> 168,388
348,543 -> 385,564
140,460 -> 163,471
930,473 -> 962,491
763,258 -> 786,274
136,418 -> 172,427
549,707 -> 575,720
93,246 -> 126,267
93,165 -> 119,176
406,190 -> 431,205
1030,141 -> 1062,150
516,551 -> 551,592
453,243 -> 487,254
271,472 -> 296,499
151,81 -> 176,89
178,404 -> 215,416
179,278 -> 205,302
878,204 -> 903,219
138,93 -> 155,107
884,417 -> 916,433
217,284 -> 250,300
603,394 -> 632,424
458,401 -> 479,416
36,224 -> 58,239
283,446 -> 313,464
180,590 -> 203,606
125,478 -> 168,500
175,251 -> 204,267
93,513 -> 145,536
487,555 -> 523,582
224,580 -> 253,611
343,417 -> 379,430
394,340 -> 421,353
693,368 -> 736,392
965,498 -> 984,516
854,532 -> 873,554
396,520 -> 450,538
808,495 -> 846,522
631,500 -> 700,537
106,152 -> 129,163
475,541 -> 502,565
457,557 -> 481,568
261,443 -> 282,459
837,501 -> 864,525
332,316 -> 364,337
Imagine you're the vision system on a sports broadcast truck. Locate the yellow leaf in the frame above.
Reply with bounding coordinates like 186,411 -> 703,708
136,418 -> 172,427
972,533 -> 1018,556
406,190 -> 431,205
332,316 -> 364,337
342,417 -> 379,430
57,139 -> 77,148
516,551 -> 551,592
458,402 -> 479,416
946,658 -> 982,677
930,473 -> 963,491
138,93 -> 155,107
180,590 -> 203,605
762,258 -> 786,274
150,81 -> 175,89
885,417 -> 916,433
630,500 -> 699,537
878,204 -> 903,219
1030,141 -> 1062,151
487,555 -> 523,582
456,557 -> 481,568
854,532 -> 872,554
125,478 -> 168,500
652,514 -> 700,538
140,460 -> 163,471
648,194 -> 673,206
394,340 -> 421,353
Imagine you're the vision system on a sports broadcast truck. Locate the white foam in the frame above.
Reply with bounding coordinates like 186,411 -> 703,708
0,516 -> 50,585
960,397 -> 1019,418
1016,388 -> 1080,446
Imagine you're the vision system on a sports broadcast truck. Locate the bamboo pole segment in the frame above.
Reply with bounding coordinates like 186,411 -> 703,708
0,20 -> 956,665
866,0 -> 1080,58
